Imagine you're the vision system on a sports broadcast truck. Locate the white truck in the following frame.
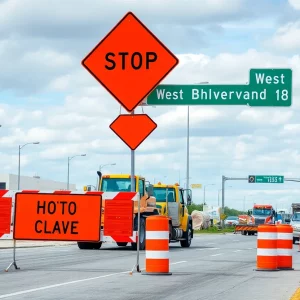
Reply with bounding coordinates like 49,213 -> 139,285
290,203 -> 300,244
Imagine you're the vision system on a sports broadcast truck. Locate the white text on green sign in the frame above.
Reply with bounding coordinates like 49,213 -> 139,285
146,69 -> 292,107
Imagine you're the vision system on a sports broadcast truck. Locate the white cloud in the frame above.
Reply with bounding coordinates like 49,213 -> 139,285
1,1 -> 300,211
265,21 -> 300,51
236,109 -> 294,125
288,0 -> 300,10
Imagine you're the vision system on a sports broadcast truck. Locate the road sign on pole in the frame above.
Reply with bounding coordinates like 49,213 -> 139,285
146,69 -> 292,107
81,12 -> 179,112
13,193 -> 101,241
109,114 -> 157,150
191,184 -> 202,189
82,11 -> 179,274
248,175 -> 284,183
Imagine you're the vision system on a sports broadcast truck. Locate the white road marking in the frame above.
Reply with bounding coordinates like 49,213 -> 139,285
247,248 -> 254,250
0,272 -> 129,299
0,260 -> 188,299
211,253 -> 223,257
233,250 -> 242,253
209,248 -> 220,250
171,261 -> 187,265
196,249 -> 205,251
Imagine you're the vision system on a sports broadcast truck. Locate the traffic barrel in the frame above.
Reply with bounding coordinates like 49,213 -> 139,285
143,215 -> 172,275
256,224 -> 278,271
277,224 -> 294,270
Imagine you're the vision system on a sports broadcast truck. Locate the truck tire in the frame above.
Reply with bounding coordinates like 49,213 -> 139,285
117,242 -> 128,247
92,242 -> 102,249
180,224 -> 192,248
77,242 -> 102,250
293,237 -> 297,244
131,216 -> 146,251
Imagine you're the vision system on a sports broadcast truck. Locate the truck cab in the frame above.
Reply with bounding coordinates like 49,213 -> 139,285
291,203 -> 300,244
152,182 -> 193,247
99,174 -> 157,216
248,204 -> 276,225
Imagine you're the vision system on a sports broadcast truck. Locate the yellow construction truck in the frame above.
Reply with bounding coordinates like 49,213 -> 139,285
153,182 -> 193,247
78,172 -> 159,250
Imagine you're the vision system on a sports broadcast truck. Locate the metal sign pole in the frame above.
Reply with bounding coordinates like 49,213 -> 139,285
129,110 -> 141,273
5,199 -> 19,272
221,176 -> 225,228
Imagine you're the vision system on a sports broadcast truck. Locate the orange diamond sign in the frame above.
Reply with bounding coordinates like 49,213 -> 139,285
109,114 -> 157,150
82,12 -> 179,112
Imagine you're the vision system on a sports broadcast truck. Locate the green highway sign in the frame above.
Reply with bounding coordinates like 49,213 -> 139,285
146,69 -> 292,106
248,175 -> 284,183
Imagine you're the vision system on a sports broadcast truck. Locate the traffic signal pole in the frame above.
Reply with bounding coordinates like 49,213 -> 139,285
221,176 -> 300,228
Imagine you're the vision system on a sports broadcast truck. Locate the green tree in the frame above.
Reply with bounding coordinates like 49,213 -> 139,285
187,203 -> 203,214
224,206 -> 246,216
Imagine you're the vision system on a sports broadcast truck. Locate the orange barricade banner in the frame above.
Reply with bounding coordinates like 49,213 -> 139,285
13,193 -> 101,242
0,190 -> 14,239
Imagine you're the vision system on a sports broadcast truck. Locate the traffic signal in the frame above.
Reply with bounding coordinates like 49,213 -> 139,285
248,175 -> 255,183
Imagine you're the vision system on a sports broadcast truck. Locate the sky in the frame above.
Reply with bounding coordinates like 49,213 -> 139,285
1,0 -> 300,212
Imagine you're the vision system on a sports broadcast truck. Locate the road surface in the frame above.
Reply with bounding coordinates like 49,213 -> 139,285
0,234 -> 299,300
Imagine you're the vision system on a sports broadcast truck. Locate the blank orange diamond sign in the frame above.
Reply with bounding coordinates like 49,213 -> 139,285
110,114 -> 157,150
82,12 -> 179,112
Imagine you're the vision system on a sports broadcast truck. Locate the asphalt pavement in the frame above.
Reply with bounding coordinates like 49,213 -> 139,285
0,233 -> 299,300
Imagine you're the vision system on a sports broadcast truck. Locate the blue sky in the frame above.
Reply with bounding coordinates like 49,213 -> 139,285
1,0 -> 300,211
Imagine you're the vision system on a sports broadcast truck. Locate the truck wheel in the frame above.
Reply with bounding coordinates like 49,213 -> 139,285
117,242 -> 128,247
131,217 -> 146,251
180,224 -> 192,248
92,242 -> 102,249
293,237 -> 297,244
77,242 -> 102,249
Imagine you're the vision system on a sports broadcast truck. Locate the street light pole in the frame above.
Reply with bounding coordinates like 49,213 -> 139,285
18,145 -> 21,190
96,163 -> 116,190
18,142 -> 40,190
186,81 -> 209,201
67,154 -> 86,190
6,141 -> 40,272
186,105 -> 189,200
218,186 -> 232,206
203,183 -> 215,208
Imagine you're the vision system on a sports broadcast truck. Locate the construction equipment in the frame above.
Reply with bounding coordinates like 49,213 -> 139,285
235,204 -> 276,235
290,203 -> 300,244
152,182 -> 193,247
79,173 -> 159,250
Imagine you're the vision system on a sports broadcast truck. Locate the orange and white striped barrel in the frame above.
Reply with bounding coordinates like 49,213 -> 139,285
144,215 -> 172,275
256,224 -> 278,271
277,224 -> 294,270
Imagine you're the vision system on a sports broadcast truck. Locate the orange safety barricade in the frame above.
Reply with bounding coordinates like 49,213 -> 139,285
256,224 -> 278,271
143,215 -> 172,275
277,224 -> 294,270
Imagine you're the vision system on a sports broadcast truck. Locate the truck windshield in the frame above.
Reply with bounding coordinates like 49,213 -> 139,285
153,187 -> 175,202
253,208 -> 272,216
100,178 -> 136,192
292,213 -> 300,221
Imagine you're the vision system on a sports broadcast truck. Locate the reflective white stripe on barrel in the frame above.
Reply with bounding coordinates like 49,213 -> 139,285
277,249 -> 293,256
257,232 -> 277,240
146,250 -> 169,259
277,233 -> 293,240
146,231 -> 169,240
257,248 -> 277,256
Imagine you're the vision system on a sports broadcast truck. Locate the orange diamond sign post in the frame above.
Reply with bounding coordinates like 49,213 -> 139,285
110,114 -> 157,151
82,11 -> 178,112
81,11 -> 179,274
